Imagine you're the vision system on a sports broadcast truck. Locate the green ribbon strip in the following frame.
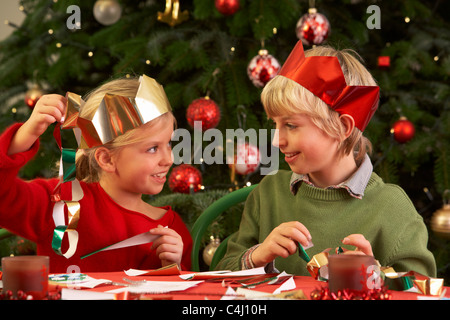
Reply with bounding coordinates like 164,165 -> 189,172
62,148 -> 77,182
52,225 -> 68,256
80,244 -> 113,260
401,276 -> 414,290
298,242 -> 311,262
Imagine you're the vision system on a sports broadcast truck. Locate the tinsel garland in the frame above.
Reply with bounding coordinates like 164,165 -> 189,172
310,286 -> 392,300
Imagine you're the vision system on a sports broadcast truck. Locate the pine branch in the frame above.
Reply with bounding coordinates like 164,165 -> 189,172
434,144 -> 450,194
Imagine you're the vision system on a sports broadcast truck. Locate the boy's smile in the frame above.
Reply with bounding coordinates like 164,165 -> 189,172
271,113 -> 355,188
283,151 -> 301,163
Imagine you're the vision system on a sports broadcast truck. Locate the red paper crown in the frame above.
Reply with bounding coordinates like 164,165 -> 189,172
278,41 -> 379,131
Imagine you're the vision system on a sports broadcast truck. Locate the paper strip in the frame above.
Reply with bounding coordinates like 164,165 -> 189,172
124,263 -> 181,276
81,229 -> 165,259
106,281 -> 203,294
179,267 -> 267,280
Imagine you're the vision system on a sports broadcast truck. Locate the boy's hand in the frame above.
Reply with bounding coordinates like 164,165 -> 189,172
150,225 -> 184,268
251,221 -> 312,267
341,234 -> 373,256
8,94 -> 66,155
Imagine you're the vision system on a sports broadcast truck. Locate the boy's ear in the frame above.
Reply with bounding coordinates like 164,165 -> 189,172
340,114 -> 355,139
94,147 -> 116,173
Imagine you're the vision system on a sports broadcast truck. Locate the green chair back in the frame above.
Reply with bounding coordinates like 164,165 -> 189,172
190,184 -> 257,272
0,228 -> 13,241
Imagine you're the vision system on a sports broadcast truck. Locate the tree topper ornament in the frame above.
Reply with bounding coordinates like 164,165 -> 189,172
158,0 -> 189,27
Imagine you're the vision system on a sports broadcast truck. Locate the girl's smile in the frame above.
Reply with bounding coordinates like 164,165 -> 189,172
99,115 -> 175,210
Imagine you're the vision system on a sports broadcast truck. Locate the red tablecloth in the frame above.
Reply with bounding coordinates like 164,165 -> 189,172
71,271 -> 449,300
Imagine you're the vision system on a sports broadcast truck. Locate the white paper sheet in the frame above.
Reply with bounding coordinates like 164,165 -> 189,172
49,273 -> 121,288
272,276 -> 296,294
61,288 -> 117,300
106,280 -> 204,294
220,287 -> 239,300
179,267 -> 267,280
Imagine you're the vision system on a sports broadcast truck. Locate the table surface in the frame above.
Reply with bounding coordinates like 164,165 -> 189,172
67,271 -> 449,300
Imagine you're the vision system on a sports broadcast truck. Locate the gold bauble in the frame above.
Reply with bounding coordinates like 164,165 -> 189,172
202,236 -> 221,266
93,0 -> 122,26
431,204 -> 450,239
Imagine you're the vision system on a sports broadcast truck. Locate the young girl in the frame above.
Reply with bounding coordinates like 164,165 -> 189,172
216,41 -> 436,278
0,75 -> 192,272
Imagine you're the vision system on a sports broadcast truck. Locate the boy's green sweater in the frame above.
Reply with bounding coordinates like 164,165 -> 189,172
216,170 -> 436,278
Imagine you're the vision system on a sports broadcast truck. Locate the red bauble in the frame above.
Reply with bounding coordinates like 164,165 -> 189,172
168,164 -> 203,194
296,8 -> 330,46
186,97 -> 221,131
247,49 -> 280,88
215,0 -> 240,16
25,86 -> 43,109
229,142 -> 261,175
378,56 -> 391,69
392,117 -> 415,143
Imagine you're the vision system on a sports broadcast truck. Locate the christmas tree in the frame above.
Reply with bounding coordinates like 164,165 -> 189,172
0,0 -> 449,281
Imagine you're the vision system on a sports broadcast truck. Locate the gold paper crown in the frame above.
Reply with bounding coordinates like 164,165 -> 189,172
64,75 -> 172,149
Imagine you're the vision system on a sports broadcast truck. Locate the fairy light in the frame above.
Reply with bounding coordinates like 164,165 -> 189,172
434,56 -> 439,62
404,17 -> 410,23
48,29 -> 53,34
56,42 -> 62,48
88,51 -> 94,57
4,20 -> 20,29
145,59 -> 151,65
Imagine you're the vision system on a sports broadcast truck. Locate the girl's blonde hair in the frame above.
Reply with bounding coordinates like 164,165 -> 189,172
75,76 -> 175,183
261,45 -> 377,164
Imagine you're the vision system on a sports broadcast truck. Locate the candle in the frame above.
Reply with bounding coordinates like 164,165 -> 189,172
1,255 -> 49,299
328,254 -> 376,293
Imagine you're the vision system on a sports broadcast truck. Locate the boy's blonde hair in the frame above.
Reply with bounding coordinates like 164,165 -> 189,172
75,76 -> 175,183
261,45 -> 376,164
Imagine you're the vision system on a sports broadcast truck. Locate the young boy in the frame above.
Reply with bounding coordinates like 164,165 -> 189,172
216,41 -> 436,278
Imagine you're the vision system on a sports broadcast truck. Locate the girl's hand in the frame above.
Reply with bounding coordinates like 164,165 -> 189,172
8,94 -> 66,155
25,94 -> 66,137
251,221 -> 312,267
341,234 -> 373,256
150,225 -> 184,268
